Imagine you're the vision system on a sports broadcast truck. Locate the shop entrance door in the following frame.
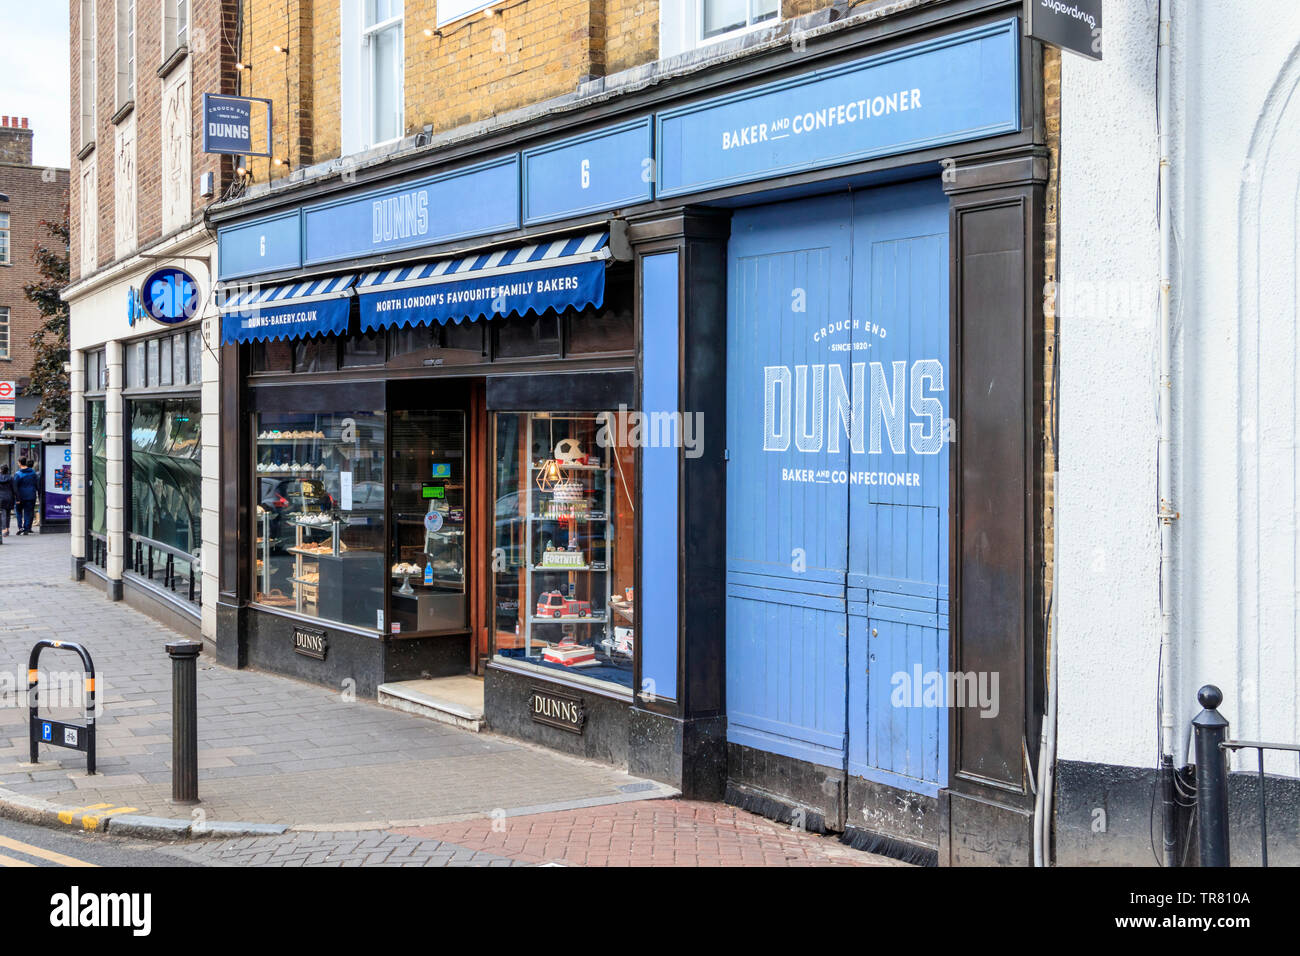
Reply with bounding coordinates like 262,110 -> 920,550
390,409 -> 469,635
725,180 -> 950,800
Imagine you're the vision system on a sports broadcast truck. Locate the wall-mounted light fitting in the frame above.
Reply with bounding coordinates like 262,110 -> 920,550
272,44 -> 289,54
235,61 -> 250,71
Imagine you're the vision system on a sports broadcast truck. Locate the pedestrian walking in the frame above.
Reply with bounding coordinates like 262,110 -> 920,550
13,457 -> 39,535
0,463 -> 15,539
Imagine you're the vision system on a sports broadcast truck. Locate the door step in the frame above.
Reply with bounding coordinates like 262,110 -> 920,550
378,676 -> 484,732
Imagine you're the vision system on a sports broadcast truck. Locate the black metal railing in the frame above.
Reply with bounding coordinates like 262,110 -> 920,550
128,533 -> 200,606
1192,685 -> 1300,867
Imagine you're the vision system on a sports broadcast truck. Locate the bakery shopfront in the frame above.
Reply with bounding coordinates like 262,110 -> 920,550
212,0 -> 1049,865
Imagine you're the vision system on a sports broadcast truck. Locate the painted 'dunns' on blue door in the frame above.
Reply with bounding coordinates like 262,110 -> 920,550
726,181 -> 950,797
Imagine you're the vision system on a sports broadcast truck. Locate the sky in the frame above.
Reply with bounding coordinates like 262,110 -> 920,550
3,3 -> 71,169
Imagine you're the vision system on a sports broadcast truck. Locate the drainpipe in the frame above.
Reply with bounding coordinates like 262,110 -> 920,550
1156,0 -> 1181,868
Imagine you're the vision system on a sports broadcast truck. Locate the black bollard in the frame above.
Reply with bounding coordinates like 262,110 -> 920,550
1192,685 -> 1230,867
166,640 -> 202,805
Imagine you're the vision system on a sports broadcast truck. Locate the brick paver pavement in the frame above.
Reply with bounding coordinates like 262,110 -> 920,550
393,799 -> 906,867
0,534 -> 670,826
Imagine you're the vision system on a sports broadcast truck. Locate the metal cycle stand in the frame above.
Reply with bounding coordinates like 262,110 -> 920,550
28,639 -> 97,775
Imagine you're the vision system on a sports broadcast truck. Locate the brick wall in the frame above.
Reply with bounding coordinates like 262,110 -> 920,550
68,0 -> 237,282
0,157 -> 71,388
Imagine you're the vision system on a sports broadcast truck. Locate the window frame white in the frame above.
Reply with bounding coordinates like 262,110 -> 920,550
0,307 -> 10,361
116,0 -> 137,109
660,0 -> 781,59
80,0 -> 97,145
361,0 -> 405,149
0,212 -> 9,266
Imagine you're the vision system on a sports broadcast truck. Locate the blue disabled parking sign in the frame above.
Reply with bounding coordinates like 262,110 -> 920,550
41,722 -> 51,741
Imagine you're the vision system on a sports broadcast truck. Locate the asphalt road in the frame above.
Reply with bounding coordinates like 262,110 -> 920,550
0,815 -> 198,868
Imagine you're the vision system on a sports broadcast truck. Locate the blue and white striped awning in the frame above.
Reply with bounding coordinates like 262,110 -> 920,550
219,274 -> 357,345
357,231 -> 609,331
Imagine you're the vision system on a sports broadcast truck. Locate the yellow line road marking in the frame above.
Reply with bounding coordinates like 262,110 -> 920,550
57,803 -> 113,825
0,852 -> 37,867
0,835 -> 98,867
82,807 -> 137,831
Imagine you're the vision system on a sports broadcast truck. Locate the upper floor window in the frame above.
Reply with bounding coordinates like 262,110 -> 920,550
80,0 -> 97,144
701,0 -> 778,41
364,0 -> 404,146
0,213 -> 9,266
660,0 -> 779,59
117,0 -> 136,108
164,0 -> 189,55
0,307 -> 10,361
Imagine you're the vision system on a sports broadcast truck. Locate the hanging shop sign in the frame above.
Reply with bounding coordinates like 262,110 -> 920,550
301,157 -> 520,267
1026,0 -> 1102,61
529,685 -> 586,734
522,118 -> 654,226
138,267 -> 200,325
655,18 -> 1021,198
201,93 -> 273,156
292,627 -> 328,661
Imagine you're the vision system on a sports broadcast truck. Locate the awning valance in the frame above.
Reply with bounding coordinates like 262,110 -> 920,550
219,274 -> 357,345
357,231 -> 609,332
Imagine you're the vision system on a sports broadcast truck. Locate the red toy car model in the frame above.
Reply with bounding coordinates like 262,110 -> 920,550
536,590 -> 591,618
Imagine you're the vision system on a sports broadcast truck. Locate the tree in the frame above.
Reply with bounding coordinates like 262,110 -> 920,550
22,206 -> 70,430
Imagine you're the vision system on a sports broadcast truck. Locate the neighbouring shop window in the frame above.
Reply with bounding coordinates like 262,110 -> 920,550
85,349 -> 106,393
0,212 -> 10,265
492,411 -> 637,690
88,399 -> 107,537
493,314 -> 560,360
254,410 -> 386,630
0,307 -> 11,361
128,398 -> 202,604
125,329 -> 202,389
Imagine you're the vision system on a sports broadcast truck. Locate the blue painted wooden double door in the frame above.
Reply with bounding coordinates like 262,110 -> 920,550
725,181 -> 950,797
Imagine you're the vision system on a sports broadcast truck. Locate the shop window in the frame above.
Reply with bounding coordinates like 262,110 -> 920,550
188,329 -> 202,384
493,314 -> 560,360
254,410 -> 386,630
387,321 -> 485,369
172,331 -> 189,384
159,335 -> 174,385
293,335 -> 338,373
147,338 -> 160,386
492,411 -> 637,690
389,410 -> 466,635
126,341 -> 144,388
252,339 -> 293,373
88,399 -> 107,537
342,327 -> 385,368
566,303 -> 634,355
128,398 -> 202,604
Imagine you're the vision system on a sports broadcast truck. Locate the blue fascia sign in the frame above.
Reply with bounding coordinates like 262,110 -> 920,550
360,260 -> 604,331
302,157 -> 520,266
655,18 -> 1020,197
522,119 -> 654,225
217,18 -> 1021,279
202,93 -> 273,156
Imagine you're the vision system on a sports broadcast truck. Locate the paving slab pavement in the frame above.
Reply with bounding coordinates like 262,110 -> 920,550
0,533 -> 673,829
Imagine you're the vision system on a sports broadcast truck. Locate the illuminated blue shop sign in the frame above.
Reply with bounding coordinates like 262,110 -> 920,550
655,18 -> 1020,197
